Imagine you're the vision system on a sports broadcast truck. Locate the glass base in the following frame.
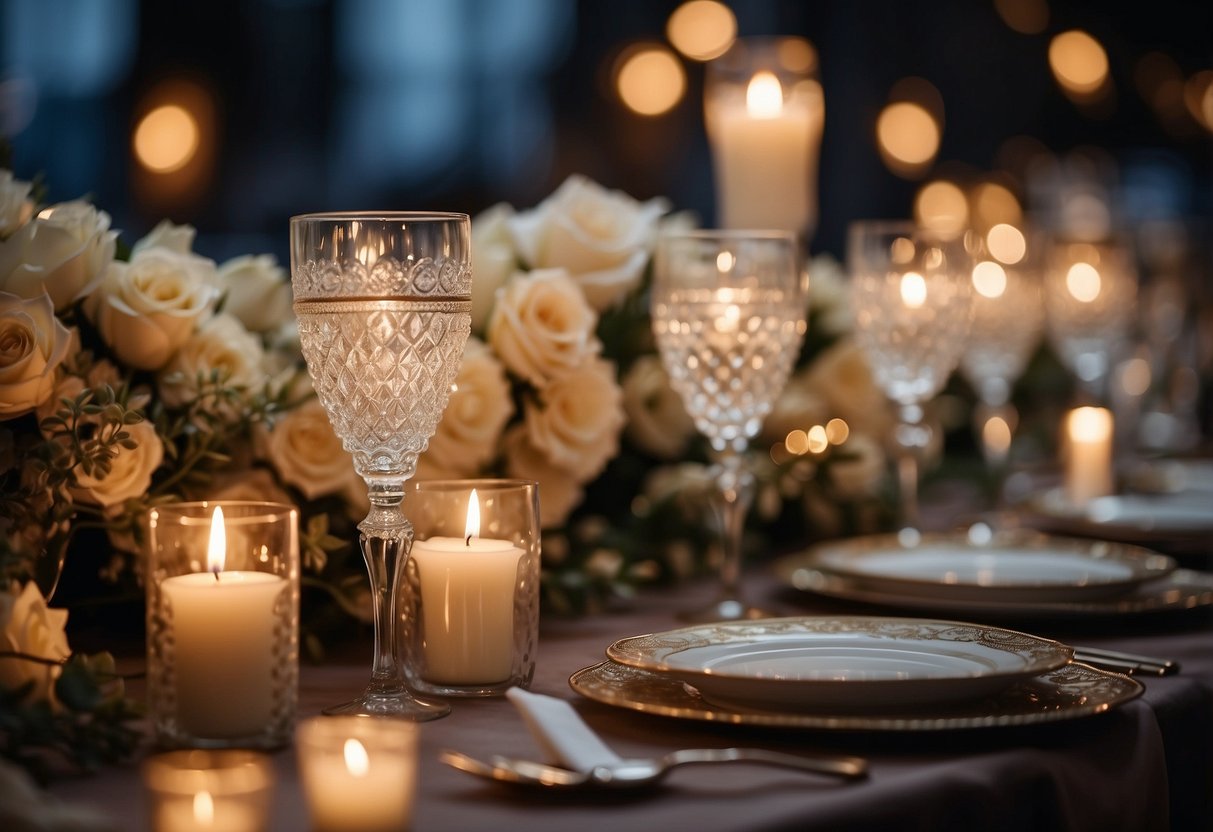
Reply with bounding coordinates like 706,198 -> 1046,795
322,688 -> 450,721
678,597 -> 777,623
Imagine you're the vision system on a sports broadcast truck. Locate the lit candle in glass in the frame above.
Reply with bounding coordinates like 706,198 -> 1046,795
142,750 -> 273,832
1065,406 -> 1114,505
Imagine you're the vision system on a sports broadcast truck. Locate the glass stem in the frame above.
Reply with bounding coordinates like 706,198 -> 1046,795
359,481 -> 411,696
894,403 -> 930,532
709,451 -> 755,603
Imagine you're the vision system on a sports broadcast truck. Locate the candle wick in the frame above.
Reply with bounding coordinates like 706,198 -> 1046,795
212,568 -> 221,582
465,533 -> 472,547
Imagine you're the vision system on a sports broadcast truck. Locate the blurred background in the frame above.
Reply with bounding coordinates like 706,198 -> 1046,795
1,0 -> 1209,262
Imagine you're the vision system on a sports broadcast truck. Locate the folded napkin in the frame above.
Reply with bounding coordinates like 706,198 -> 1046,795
506,687 -> 623,772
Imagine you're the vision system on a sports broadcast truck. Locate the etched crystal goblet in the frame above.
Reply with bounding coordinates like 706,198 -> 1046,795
652,230 -> 806,621
290,212 -> 472,720
848,221 -> 973,532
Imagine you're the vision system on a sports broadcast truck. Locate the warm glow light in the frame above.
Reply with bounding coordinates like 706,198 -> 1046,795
994,0 -> 1049,34
777,38 -> 817,74
746,71 -> 784,118
986,223 -> 1026,264
915,180 -> 968,239
666,0 -> 736,61
900,272 -> 927,308
1120,357 -> 1151,397
825,418 -> 849,445
1066,262 -> 1102,302
806,425 -> 829,454
785,429 -> 810,455
193,790 -> 214,826
971,183 -> 1022,230
1049,30 -> 1109,95
1184,70 -> 1213,131
716,251 -> 735,272
207,506 -> 226,574
465,489 -> 481,540
972,261 -> 1008,298
133,104 -> 200,173
982,415 -> 1013,457
616,46 -> 686,116
343,738 -> 370,778
877,101 -> 940,175
1069,406 -> 1113,443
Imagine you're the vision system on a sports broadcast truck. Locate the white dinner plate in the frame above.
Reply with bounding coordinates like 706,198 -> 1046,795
1029,488 -> 1213,540
799,530 -> 1174,603
605,616 -> 1072,712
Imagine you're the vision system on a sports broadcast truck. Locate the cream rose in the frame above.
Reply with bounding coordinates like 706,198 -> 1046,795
86,247 -> 218,371
208,467 -> 294,506
419,337 -> 512,477
621,355 -> 695,460
0,171 -> 33,237
0,291 -> 72,420
157,314 -> 268,412
71,420 -> 163,509
470,203 -> 517,333
524,357 -> 625,481
508,175 -> 668,311
804,341 -> 894,440
488,268 -> 599,386
262,398 -> 361,503
0,582 -> 70,704
133,219 -> 196,255
0,201 -> 117,311
218,254 -> 292,334
502,425 -> 584,528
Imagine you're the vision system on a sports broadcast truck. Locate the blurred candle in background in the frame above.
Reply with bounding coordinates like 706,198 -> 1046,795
1064,406 -> 1115,505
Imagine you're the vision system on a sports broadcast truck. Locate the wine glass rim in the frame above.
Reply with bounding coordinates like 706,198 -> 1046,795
660,228 -> 797,242
290,211 -> 469,223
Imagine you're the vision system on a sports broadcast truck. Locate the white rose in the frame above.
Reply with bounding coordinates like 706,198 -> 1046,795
805,341 -> 894,440
621,355 -> 695,459
419,337 -> 512,476
0,201 -> 117,311
488,268 -> 599,386
218,254 -> 292,334
85,247 -> 218,371
508,174 -> 668,311
261,398 -> 362,503
502,425 -> 584,528
470,203 -> 517,333
0,291 -> 72,420
0,582 -> 69,704
524,357 -> 625,481
808,253 -> 851,336
71,419 -> 163,509
207,467 -> 294,506
827,434 -> 887,499
0,171 -> 34,236
157,314 -> 268,412
132,219 -> 196,256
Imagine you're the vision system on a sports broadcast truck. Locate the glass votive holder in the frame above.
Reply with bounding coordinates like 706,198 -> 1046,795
142,750 -> 274,832
402,479 -> 540,696
296,715 -> 419,832
146,501 -> 299,749
704,36 -> 825,238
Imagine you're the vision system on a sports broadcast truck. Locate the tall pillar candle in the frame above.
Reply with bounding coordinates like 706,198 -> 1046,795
1064,406 -> 1114,505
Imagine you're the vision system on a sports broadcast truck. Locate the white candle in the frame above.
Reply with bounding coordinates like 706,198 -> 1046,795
301,736 -> 416,832
152,789 -> 263,832
706,70 -> 824,234
1065,406 -> 1114,505
160,507 -> 286,738
409,490 -> 524,685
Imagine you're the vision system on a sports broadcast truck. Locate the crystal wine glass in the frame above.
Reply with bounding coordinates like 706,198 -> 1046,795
290,212 -> 472,720
959,224 -> 1044,482
652,230 -> 806,621
847,221 -> 973,532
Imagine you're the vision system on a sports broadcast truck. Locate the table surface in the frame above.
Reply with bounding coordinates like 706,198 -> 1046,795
47,567 -> 1213,832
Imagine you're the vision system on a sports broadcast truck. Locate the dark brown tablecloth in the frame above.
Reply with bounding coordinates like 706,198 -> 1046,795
47,570 -> 1213,831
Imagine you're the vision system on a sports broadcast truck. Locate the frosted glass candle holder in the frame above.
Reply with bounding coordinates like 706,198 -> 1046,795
297,715 -> 418,832
142,750 -> 274,832
147,501 -> 299,749
402,479 -> 540,696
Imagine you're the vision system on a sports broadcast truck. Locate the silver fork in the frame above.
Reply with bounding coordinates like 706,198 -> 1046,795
1071,645 -> 1179,677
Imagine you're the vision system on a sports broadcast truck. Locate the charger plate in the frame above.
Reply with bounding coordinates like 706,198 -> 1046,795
606,617 -> 1071,711
569,660 -> 1142,731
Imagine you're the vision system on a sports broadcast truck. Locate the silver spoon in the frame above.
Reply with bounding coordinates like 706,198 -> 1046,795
440,747 -> 868,789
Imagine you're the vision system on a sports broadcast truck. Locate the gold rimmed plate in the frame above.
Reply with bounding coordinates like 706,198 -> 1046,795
569,660 -> 1142,732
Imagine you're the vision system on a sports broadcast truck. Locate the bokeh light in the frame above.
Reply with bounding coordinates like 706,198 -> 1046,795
806,425 -> 829,454
1066,262 -> 1102,302
981,414 -> 1013,457
776,37 -> 818,74
876,101 -> 940,177
825,418 -> 850,445
1119,357 -> 1152,397
133,104 -> 200,173
994,0 -> 1049,35
1184,70 -> 1213,131
785,429 -> 810,455
900,272 -> 927,308
972,261 -> 1008,298
914,180 -> 969,239
986,223 -> 1026,265
1049,30 -> 1109,96
616,45 -> 686,116
666,1 -> 736,62
970,181 -> 1022,231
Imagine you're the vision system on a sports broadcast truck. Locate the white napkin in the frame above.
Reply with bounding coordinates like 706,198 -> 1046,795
505,687 -> 623,772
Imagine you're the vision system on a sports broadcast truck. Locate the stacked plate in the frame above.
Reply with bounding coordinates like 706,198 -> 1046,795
774,528 -> 1213,619
569,615 -> 1143,731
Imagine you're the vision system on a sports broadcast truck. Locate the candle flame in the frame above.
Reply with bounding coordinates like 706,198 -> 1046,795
206,506 -> 225,575
746,71 -> 783,118
465,489 -> 481,543
344,738 -> 370,777
1069,406 -> 1113,443
900,272 -> 927,308
193,790 -> 214,826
